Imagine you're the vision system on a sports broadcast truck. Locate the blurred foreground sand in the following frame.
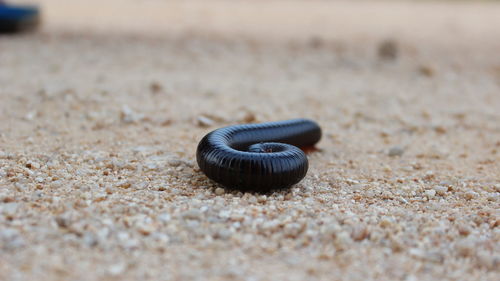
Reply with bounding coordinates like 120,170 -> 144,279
0,1 -> 499,280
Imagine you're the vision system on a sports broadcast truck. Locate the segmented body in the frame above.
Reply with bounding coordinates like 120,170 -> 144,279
196,119 -> 321,191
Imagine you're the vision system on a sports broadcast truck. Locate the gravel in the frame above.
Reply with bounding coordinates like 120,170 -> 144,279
388,146 -> 405,157
0,1 -> 499,280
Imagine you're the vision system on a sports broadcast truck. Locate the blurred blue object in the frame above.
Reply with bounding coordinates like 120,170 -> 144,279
0,3 -> 40,33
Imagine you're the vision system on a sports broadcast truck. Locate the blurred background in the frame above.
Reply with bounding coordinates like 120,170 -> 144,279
6,0 -> 500,43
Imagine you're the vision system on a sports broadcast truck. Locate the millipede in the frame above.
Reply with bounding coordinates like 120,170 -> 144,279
196,119 -> 322,192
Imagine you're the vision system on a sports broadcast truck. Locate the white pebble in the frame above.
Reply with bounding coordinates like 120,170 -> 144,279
1,203 -> 18,216
26,161 -> 40,169
196,115 -> 215,127
108,263 -> 126,276
182,209 -> 202,220
283,223 -> 303,238
433,185 -> 448,195
158,213 -> 171,223
424,189 -> 436,198
120,105 -> 143,123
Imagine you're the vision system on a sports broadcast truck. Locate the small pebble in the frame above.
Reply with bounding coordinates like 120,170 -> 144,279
0,228 -> 24,249
457,224 -> 471,236
120,105 -> 143,123
455,238 -> 476,257
378,39 -> 398,60
1,203 -> 18,217
55,216 -> 70,228
283,223 -> 303,238
464,191 -> 477,200
433,185 -> 448,196
182,209 -> 203,221
351,225 -> 369,241
108,263 -> 126,276
424,189 -> 436,198
25,161 -> 40,169
149,81 -> 163,94
196,115 -> 215,127
116,181 -> 132,189
158,213 -> 171,223
388,146 -> 404,157
418,64 -> 435,77
334,231 -> 352,248
214,188 -> 225,196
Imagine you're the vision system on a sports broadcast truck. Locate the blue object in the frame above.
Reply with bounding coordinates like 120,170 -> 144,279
0,3 -> 40,33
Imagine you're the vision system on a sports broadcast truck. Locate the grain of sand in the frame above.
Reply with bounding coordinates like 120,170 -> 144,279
0,1 -> 499,280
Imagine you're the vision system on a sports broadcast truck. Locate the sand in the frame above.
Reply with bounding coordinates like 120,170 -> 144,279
0,0 -> 499,280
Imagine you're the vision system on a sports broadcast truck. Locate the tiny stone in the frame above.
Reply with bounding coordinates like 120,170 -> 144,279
383,165 -> 392,172
421,250 -> 444,263
378,39 -> 398,60
409,248 -> 425,258
214,188 -> 225,196
418,64 -> 435,77
351,224 -> 369,241
1,203 -> 18,217
55,216 -> 70,228
241,112 -> 256,123
137,223 -> 156,236
434,185 -> 448,196
464,191 -> 476,200
283,223 -> 303,238
0,228 -> 24,249
83,233 -> 98,247
196,115 -> 215,127
158,213 -> 171,223
457,224 -> 471,236
120,105 -> 143,123
433,125 -> 446,134
150,81 -> 163,94
398,197 -> 408,204
182,209 -> 202,221
247,196 -> 258,204
25,161 -> 40,169
456,238 -> 475,257
335,231 -> 352,248
424,170 -> 435,180
116,181 -> 132,189
424,189 -> 436,198
24,111 -> 37,121
388,146 -> 404,157
379,218 -> 392,228
214,229 -> 232,240
257,195 -> 267,203
108,263 -> 126,276
167,157 -> 182,167
322,223 -> 341,237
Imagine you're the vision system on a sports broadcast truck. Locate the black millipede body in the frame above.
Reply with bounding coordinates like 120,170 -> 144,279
196,119 -> 322,191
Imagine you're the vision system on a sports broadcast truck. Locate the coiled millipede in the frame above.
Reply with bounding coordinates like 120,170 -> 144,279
196,119 -> 321,191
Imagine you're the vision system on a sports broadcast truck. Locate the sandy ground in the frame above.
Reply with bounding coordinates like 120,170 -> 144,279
0,0 -> 499,280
